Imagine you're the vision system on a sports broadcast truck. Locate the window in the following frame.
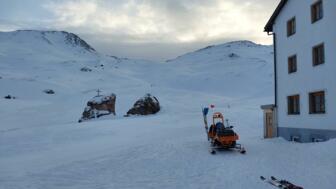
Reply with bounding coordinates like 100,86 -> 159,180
309,91 -> 325,114
287,95 -> 300,115
311,0 -> 323,23
291,136 -> 300,142
287,17 -> 296,37
312,138 -> 324,142
288,55 -> 297,73
313,43 -> 325,66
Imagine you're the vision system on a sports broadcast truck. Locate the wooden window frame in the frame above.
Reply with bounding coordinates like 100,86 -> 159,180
312,43 -> 325,66
287,95 -> 300,115
311,0 -> 323,23
287,17 -> 296,37
309,91 -> 326,114
288,55 -> 297,74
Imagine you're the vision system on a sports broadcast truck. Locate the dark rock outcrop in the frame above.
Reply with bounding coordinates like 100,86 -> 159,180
79,94 -> 116,122
80,67 -> 92,72
16,30 -> 96,53
64,32 -> 96,52
4,95 -> 15,99
126,94 -> 160,116
43,89 -> 55,94
228,53 -> 239,58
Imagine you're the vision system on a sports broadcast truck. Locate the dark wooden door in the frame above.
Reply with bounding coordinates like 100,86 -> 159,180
266,112 -> 273,138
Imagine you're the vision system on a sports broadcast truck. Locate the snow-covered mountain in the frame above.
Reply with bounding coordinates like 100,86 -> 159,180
0,30 -> 95,56
1,30 -> 334,189
165,40 -> 274,97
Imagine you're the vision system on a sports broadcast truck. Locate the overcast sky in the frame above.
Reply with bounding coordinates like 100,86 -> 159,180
0,0 -> 279,61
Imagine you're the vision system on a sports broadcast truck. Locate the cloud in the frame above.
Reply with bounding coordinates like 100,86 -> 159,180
44,1 -> 97,27
41,0 -> 277,44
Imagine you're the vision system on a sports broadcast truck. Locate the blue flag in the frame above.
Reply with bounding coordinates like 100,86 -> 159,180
202,107 -> 209,116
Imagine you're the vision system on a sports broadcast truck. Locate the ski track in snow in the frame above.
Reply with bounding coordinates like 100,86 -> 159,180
0,31 -> 335,189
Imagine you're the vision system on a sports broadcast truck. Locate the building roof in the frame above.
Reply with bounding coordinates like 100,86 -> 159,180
260,104 -> 276,110
264,0 -> 288,32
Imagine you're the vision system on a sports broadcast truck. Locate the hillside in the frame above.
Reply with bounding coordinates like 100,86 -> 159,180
165,40 -> 274,97
0,30 -> 335,189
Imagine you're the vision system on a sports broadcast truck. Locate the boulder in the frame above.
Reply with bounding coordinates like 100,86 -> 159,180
43,89 -> 55,94
79,94 -> 116,122
126,94 -> 160,116
80,67 -> 92,72
4,95 -> 16,99
228,53 -> 239,58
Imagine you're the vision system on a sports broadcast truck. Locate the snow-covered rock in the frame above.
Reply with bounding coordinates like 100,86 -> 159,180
126,94 -> 160,116
79,94 -> 116,122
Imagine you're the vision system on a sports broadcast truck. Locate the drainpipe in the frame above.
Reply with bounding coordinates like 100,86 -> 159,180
268,32 -> 277,107
268,32 -> 278,137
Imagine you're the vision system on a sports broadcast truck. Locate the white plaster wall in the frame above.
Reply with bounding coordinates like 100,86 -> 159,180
273,0 -> 336,130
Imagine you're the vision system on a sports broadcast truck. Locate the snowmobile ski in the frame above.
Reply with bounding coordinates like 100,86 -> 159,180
209,148 -> 216,154
209,144 -> 246,154
238,146 -> 246,154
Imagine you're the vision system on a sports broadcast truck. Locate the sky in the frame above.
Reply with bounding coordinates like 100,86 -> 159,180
0,0 -> 279,61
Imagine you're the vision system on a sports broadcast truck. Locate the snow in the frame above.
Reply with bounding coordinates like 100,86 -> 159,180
89,94 -> 116,104
0,31 -> 335,189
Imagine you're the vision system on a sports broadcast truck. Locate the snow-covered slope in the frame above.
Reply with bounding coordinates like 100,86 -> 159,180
0,30 -> 335,189
164,40 -> 274,97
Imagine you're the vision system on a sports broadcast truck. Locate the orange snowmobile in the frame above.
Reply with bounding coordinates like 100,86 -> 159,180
202,108 -> 246,154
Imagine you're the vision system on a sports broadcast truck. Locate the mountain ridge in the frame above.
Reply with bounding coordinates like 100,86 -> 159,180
0,30 -> 271,63
166,40 -> 271,63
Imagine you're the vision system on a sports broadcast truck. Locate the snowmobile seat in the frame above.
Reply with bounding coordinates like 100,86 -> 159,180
217,128 -> 235,137
215,122 -> 235,137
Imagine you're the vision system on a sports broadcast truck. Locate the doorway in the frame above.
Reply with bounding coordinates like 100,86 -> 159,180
261,104 -> 276,138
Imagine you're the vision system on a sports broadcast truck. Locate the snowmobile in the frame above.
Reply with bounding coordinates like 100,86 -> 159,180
202,107 -> 246,154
